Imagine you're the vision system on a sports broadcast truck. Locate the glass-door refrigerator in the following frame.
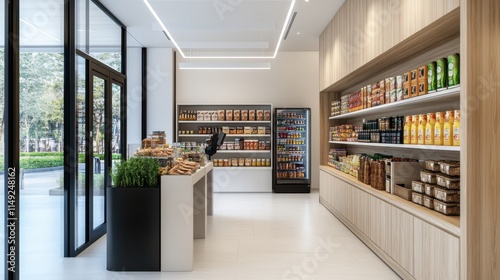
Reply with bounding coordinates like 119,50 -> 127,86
273,108 -> 311,193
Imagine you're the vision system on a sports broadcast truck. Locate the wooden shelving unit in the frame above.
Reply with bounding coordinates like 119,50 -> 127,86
318,3 -> 462,279
329,141 -> 460,152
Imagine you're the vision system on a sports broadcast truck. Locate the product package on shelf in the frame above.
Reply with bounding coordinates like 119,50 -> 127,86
418,65 -> 429,96
330,53 -> 460,117
428,61 -> 437,91
410,158 -> 461,216
447,53 -> 460,87
437,57 -> 448,89
370,160 -> 386,190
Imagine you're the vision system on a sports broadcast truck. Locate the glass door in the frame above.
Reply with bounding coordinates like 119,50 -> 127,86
91,74 -> 106,231
72,52 -> 125,255
273,108 -> 311,193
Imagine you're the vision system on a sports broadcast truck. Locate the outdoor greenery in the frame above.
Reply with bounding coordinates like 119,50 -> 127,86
0,50 -> 122,156
111,157 -> 160,188
0,152 -> 121,169
58,173 -> 105,191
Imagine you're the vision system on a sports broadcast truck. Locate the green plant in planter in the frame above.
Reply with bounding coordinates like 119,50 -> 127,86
111,157 -> 160,188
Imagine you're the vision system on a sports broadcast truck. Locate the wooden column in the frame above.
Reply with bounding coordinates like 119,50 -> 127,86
462,0 -> 500,278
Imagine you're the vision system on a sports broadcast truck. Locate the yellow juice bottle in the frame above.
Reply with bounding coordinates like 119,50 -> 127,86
425,113 -> 436,145
410,115 -> 418,144
417,114 -> 427,145
403,116 -> 411,144
453,110 -> 460,146
434,112 -> 445,145
443,110 -> 454,146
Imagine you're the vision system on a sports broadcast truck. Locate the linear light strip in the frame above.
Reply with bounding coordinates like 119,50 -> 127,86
273,1 -> 296,57
179,62 -> 271,70
143,0 -> 296,59
143,0 -> 185,57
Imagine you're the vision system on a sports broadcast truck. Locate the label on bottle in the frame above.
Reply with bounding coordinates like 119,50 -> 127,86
453,127 -> 460,146
435,125 -> 443,145
410,127 -> 417,144
404,129 -> 410,144
443,127 -> 452,145
425,127 -> 434,145
418,128 -> 425,144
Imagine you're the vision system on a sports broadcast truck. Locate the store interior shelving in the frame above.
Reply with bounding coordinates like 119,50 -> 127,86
177,104 -> 273,192
329,141 -> 460,151
319,9 -> 462,278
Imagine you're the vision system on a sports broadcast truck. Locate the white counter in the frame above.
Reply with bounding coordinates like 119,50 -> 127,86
160,162 -> 213,272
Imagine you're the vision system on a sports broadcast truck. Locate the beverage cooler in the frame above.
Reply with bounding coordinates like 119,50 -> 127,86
273,108 -> 311,193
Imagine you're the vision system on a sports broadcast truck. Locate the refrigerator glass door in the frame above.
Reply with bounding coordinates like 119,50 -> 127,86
275,108 -> 310,184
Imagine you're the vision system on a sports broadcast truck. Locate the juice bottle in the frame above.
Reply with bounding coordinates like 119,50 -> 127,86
434,112 -> 445,145
425,113 -> 436,145
403,116 -> 411,144
410,115 -> 418,144
417,114 -> 427,145
443,111 -> 454,146
453,110 -> 460,146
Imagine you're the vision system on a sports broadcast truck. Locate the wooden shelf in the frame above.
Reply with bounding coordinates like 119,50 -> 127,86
178,134 -> 270,138
329,141 -> 460,152
320,8 -> 460,93
320,165 -> 460,236
329,87 -> 460,120
179,121 -> 271,124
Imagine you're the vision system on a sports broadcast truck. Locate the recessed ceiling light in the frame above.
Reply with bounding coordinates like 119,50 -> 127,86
144,0 -> 296,59
297,32 -> 301,35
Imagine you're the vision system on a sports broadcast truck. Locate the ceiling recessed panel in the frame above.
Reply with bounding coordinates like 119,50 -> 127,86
147,0 -> 294,58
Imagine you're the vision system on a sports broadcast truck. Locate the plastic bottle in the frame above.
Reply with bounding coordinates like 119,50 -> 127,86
434,112 -> 445,145
417,114 -> 427,145
425,113 -> 436,145
443,111 -> 454,146
453,110 -> 460,146
410,115 -> 418,144
403,116 -> 411,144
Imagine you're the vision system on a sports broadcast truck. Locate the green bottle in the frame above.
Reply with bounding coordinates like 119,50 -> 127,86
436,58 -> 448,89
428,61 -> 437,91
447,53 -> 460,87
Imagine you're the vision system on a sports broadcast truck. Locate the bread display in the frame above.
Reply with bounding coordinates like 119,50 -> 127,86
167,161 -> 200,175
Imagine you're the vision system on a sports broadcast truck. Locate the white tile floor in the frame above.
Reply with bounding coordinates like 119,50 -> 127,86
25,190 -> 401,280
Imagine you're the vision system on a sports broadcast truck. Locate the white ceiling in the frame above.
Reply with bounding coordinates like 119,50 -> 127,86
100,0 -> 344,56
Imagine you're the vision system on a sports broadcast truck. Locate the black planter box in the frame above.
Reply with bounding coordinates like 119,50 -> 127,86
106,186 -> 160,271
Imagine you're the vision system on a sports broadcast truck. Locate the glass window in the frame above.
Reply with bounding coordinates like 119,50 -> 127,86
77,0 -> 122,72
76,55 -> 86,248
19,0 -> 65,277
0,0 -> 5,273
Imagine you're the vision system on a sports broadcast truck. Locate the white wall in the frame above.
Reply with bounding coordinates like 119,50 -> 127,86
126,47 -> 143,151
147,48 -> 175,143
176,52 -> 320,188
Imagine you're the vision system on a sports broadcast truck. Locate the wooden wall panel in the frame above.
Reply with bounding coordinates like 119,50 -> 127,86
369,197 -> 393,253
391,208 -> 414,275
463,0 -> 500,278
319,170 -> 328,202
413,218 -> 460,279
351,187 -> 370,234
319,0 -> 460,91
